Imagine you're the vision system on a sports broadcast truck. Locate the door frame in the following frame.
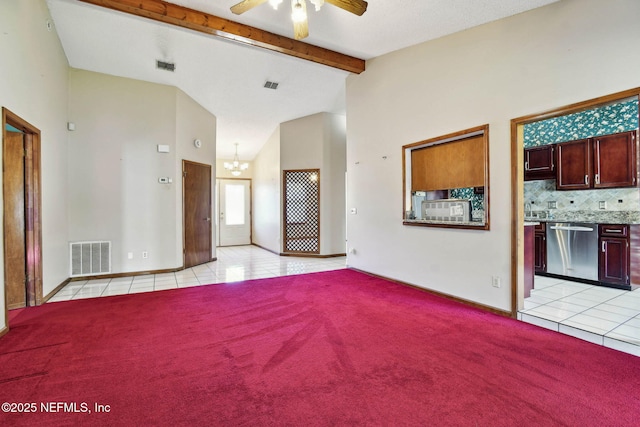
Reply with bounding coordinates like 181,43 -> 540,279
2,108 -> 43,322
510,87 -> 640,316
216,177 -> 252,247
182,160 -> 213,268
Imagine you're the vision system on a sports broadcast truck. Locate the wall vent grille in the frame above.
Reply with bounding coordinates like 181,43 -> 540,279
264,81 -> 279,90
70,241 -> 111,277
156,60 -> 175,72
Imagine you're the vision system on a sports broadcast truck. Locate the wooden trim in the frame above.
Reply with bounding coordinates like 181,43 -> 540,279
350,267 -> 512,318
77,0 -> 365,74
510,87 -> 640,317
252,242 -> 280,255
69,266 -> 184,282
402,124 -> 490,231
43,278 -> 72,303
280,252 -> 346,258
2,108 -> 43,319
0,325 -> 8,339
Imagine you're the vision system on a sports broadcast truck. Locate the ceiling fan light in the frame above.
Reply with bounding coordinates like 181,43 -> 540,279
291,1 -> 307,23
309,0 -> 323,11
269,0 -> 283,9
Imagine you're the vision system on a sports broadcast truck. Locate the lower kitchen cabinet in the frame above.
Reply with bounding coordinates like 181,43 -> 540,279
534,223 -> 546,273
599,225 -> 630,286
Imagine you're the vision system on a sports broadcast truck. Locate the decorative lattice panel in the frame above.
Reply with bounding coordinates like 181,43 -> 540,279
283,170 -> 320,254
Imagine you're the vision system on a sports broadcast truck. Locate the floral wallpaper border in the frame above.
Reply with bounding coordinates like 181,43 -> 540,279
523,99 -> 639,148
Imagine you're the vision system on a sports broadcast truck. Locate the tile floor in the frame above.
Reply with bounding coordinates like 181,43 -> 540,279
49,245 -> 346,303
519,275 -> 640,357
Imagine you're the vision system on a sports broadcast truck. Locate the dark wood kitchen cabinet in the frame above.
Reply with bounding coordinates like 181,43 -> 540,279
534,222 -> 546,273
599,224 -> 630,286
524,145 -> 555,181
593,131 -> 637,188
556,131 -> 637,190
556,138 -> 592,190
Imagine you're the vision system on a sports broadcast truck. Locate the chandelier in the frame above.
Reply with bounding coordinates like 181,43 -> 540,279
224,143 -> 249,177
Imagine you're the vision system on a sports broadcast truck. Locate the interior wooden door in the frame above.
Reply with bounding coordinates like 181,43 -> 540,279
3,129 -> 27,309
183,160 -> 212,268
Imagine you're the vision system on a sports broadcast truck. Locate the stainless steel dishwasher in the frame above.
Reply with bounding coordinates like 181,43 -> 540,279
546,223 -> 598,281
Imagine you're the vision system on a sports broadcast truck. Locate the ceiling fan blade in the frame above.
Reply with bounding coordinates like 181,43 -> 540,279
324,0 -> 367,16
230,0 -> 269,15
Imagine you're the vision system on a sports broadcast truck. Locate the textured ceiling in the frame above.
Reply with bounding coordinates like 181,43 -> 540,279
46,0 -> 559,159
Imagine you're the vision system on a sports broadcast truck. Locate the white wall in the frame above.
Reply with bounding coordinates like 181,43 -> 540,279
252,127 -> 281,252
69,70 -> 216,274
281,112 -> 347,255
345,0 -> 640,311
68,70 -> 177,272
322,114 -> 346,255
176,89 -> 217,263
0,0 -> 70,329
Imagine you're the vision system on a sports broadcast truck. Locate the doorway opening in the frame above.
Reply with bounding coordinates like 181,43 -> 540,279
2,108 -> 43,315
510,88 -> 640,315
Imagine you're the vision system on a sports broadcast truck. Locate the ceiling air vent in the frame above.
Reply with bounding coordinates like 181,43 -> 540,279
264,81 -> 279,90
156,60 -> 175,72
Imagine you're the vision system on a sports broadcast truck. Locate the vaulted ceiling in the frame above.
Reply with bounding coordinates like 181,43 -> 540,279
46,0 -> 559,159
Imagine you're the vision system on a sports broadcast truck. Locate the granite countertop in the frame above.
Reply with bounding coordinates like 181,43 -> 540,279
525,210 -> 640,224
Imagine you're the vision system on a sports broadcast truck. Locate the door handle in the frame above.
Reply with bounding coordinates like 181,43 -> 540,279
602,241 -> 606,252
205,217 -> 211,222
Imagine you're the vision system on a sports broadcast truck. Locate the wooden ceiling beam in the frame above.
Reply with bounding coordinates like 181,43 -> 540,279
77,0 -> 366,74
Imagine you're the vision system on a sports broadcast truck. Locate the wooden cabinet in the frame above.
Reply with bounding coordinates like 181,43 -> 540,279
556,131 -> 637,190
534,223 -> 546,273
524,145 -> 555,181
599,224 -> 630,286
556,138 -> 592,190
593,131 -> 637,188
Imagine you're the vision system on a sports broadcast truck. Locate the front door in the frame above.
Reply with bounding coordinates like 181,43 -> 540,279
3,128 -> 26,309
183,160 -> 212,268
218,179 -> 251,246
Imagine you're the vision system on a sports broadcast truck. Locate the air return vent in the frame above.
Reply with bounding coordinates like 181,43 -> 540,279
70,241 -> 111,277
156,60 -> 175,72
263,81 -> 279,90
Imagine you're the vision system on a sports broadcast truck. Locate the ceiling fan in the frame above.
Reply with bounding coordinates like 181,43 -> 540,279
230,0 -> 368,40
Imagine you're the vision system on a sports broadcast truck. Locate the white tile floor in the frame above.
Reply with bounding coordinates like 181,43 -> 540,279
48,245 -> 346,303
519,275 -> 640,357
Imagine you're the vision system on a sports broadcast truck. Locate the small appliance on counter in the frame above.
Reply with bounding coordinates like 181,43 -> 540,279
422,199 -> 472,223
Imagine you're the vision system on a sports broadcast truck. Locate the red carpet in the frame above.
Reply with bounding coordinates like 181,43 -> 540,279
1,269 -> 639,426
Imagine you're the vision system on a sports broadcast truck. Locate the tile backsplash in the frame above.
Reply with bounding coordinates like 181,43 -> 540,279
524,180 -> 640,213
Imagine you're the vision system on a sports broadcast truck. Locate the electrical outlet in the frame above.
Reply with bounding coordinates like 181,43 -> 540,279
492,276 -> 501,288
599,201 -> 607,210
548,201 -> 557,209
142,251 -> 148,259
127,252 -> 133,260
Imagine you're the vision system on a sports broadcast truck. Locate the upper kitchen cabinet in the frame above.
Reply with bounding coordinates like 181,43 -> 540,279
593,131 -> 637,188
524,145 -> 555,181
556,138 -> 592,190
556,130 -> 638,190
